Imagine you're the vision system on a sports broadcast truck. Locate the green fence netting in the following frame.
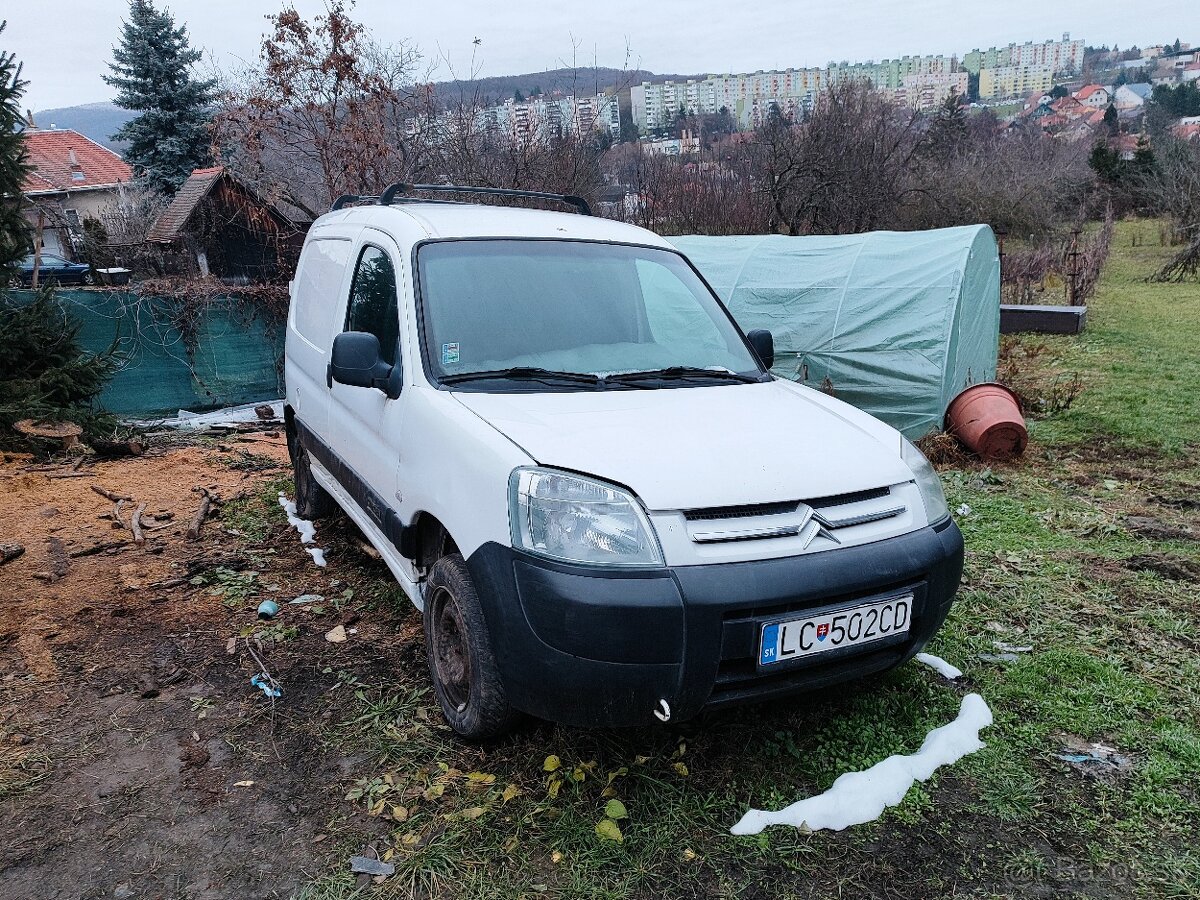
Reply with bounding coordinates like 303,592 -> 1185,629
8,289 -> 284,418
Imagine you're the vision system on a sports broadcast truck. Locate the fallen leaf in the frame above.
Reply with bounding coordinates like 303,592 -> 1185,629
501,783 -> 522,804
550,850 -> 563,864
543,755 -> 561,772
633,754 -> 651,765
502,835 -> 519,852
233,780 -> 254,787
461,806 -> 487,820
672,762 -> 689,777
604,799 -> 628,820
324,625 -> 347,643
467,771 -> 496,785
595,817 -> 623,843
225,637 -> 237,654
546,775 -> 562,799
682,848 -> 697,862
390,806 -> 408,822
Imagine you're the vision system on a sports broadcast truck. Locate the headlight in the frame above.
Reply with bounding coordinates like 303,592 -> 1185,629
509,468 -> 664,567
901,437 -> 950,524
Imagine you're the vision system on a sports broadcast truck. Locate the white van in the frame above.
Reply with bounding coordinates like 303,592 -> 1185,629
284,185 -> 963,739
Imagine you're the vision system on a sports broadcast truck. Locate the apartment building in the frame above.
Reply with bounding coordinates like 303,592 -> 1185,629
477,93 -> 621,141
964,35 -> 1085,76
895,72 -> 971,110
978,63 -> 1054,101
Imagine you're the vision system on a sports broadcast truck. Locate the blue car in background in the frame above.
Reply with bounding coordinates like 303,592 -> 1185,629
10,253 -> 95,287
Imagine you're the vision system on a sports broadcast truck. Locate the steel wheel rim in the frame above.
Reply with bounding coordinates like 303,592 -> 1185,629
430,585 -> 471,710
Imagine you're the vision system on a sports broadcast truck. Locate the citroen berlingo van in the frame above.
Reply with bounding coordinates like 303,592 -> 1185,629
284,184 -> 963,739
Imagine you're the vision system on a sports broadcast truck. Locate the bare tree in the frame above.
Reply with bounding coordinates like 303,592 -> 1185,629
212,1 -> 433,217
1142,137 -> 1200,281
748,82 -> 926,235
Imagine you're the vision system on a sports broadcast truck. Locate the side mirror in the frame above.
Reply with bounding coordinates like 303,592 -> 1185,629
747,329 -> 774,371
330,331 -> 393,391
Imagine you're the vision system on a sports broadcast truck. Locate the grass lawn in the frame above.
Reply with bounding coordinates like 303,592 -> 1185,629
298,219 -> 1200,900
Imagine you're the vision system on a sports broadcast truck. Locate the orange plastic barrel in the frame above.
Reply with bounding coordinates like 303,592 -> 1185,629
945,383 -> 1028,461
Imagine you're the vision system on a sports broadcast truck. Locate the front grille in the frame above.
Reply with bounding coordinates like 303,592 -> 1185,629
683,500 -> 799,521
682,486 -> 902,545
708,644 -> 909,703
809,486 -> 892,509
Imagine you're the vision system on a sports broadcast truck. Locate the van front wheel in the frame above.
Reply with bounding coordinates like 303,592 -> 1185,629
424,554 -> 517,741
292,443 -> 333,520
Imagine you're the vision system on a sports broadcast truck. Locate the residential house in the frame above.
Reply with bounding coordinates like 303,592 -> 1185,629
1074,84 -> 1112,107
145,167 -> 307,282
1113,83 -> 1153,110
1176,115 -> 1200,141
20,127 -> 132,259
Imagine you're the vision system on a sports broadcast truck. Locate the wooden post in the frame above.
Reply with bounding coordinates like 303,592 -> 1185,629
32,209 -> 45,290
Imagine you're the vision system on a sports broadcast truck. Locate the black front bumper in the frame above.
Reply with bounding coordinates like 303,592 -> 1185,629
465,519 -> 964,727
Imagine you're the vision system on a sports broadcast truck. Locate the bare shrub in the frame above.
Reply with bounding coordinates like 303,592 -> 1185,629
997,336 -> 1084,417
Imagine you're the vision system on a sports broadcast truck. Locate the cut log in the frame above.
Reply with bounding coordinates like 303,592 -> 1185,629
187,488 -> 217,540
91,485 -> 133,503
131,502 -> 147,546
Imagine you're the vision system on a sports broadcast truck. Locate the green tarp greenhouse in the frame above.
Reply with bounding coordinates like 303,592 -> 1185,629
673,225 -> 1001,439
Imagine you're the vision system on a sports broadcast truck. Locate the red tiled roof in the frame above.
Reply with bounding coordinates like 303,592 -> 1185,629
145,167 -> 226,243
1074,84 -> 1109,100
21,129 -> 132,193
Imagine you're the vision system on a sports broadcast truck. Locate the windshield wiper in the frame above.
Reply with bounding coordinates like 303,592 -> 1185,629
439,366 -> 604,387
604,366 -> 763,386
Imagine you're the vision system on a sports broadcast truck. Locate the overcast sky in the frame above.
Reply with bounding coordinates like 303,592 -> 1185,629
6,0 -> 1198,111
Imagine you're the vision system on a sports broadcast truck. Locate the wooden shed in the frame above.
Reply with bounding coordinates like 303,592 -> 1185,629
146,167 -> 307,281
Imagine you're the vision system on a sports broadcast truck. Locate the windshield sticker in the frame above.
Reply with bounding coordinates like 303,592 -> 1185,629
441,342 -> 461,365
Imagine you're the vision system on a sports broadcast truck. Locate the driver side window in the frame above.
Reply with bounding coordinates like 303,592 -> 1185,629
345,246 -> 400,367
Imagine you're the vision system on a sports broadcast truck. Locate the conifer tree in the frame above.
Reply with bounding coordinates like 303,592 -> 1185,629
104,0 -> 216,193
0,20 -> 31,278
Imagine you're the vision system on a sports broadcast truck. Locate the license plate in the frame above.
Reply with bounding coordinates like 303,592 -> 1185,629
759,595 -> 912,666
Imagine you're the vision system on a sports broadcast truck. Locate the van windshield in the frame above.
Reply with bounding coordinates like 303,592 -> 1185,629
416,240 -> 764,389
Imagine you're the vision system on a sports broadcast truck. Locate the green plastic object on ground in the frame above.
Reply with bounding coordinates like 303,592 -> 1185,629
672,225 -> 1001,439
8,290 -> 284,418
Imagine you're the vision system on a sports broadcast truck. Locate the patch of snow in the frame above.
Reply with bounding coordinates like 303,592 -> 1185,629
994,641 -> 1033,653
163,400 -> 284,429
278,494 -> 316,544
730,693 -> 993,835
916,652 -> 963,680
279,494 -> 326,566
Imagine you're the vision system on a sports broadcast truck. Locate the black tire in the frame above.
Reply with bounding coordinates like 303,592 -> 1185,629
292,442 -> 333,520
424,553 -> 518,741
82,271 -> 95,286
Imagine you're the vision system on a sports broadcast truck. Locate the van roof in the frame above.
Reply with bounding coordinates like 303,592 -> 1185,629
313,201 -> 672,248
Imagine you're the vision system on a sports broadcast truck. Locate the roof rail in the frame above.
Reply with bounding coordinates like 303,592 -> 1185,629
378,182 -> 592,216
330,194 -> 379,211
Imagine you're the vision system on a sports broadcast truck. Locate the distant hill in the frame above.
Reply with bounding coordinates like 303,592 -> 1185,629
30,101 -> 132,150
31,67 -> 701,150
433,67 -> 698,106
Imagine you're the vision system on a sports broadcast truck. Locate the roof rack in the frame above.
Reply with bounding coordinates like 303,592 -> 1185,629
330,194 -> 378,211
378,182 -> 592,216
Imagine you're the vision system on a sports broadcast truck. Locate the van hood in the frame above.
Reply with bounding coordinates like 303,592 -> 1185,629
451,381 -> 913,510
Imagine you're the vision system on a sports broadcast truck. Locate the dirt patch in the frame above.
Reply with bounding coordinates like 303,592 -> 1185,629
1124,553 -> 1200,583
1124,515 -> 1195,542
0,438 -> 415,899
1064,434 -> 1167,466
